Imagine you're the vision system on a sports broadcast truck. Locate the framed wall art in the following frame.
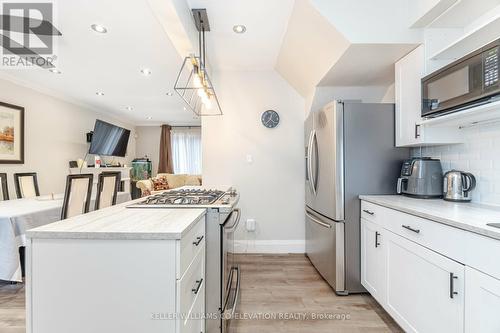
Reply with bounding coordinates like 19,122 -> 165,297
0,102 -> 24,164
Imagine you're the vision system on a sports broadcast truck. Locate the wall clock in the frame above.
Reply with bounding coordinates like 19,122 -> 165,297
261,110 -> 280,128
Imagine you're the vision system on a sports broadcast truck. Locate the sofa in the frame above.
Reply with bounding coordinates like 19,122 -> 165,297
136,173 -> 202,196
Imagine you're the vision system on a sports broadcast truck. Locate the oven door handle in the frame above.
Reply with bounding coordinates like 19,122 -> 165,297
222,266 -> 235,311
222,266 -> 241,318
224,208 -> 241,233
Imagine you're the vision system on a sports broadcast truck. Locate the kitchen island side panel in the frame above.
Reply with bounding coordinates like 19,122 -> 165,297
28,238 -> 177,333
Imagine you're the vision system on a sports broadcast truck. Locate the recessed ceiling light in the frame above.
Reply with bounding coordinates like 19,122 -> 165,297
96,91 -> 104,96
141,68 -> 152,76
147,116 -> 152,120
125,106 -> 133,111
166,92 -> 173,96
91,24 -> 107,34
49,68 -> 62,74
233,25 -> 246,34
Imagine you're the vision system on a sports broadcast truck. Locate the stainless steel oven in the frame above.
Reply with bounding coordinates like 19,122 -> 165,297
422,39 -> 499,118
221,208 -> 241,333
127,187 -> 240,333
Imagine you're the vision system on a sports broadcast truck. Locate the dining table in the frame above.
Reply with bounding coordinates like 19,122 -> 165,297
0,192 -> 131,282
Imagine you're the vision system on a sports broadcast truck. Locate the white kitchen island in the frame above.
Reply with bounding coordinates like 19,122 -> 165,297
25,201 -> 207,333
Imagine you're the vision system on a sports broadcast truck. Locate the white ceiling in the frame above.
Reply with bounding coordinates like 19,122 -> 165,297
318,44 -> 418,86
186,0 -> 295,71
0,0 -> 201,126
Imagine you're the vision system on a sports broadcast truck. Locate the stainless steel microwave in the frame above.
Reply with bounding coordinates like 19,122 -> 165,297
421,39 -> 499,118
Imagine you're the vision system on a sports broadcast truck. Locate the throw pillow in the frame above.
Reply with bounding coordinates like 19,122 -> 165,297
152,176 -> 169,191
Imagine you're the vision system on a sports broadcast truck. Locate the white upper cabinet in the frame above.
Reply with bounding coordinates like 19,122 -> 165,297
395,45 -> 425,147
395,45 -> 461,147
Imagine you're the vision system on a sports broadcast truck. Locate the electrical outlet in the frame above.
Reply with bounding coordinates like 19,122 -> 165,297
246,219 -> 256,232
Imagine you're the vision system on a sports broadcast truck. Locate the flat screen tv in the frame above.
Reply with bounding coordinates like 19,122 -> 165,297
89,120 -> 131,157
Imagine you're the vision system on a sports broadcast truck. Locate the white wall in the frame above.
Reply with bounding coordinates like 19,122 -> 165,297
413,121 -> 500,206
306,85 -> 395,117
0,78 -> 136,199
202,70 -> 306,253
135,126 -> 162,176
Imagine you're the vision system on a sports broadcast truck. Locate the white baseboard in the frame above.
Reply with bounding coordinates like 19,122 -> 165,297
234,239 -> 305,254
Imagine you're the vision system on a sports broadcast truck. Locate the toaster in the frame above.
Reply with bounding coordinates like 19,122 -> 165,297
397,158 -> 443,198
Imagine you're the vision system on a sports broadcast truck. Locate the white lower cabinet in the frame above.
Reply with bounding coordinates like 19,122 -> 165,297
361,218 -> 386,303
385,230 -> 464,333
360,200 -> 500,333
465,267 -> 500,333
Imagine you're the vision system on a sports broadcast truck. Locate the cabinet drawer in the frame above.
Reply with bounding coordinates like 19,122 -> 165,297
361,201 -> 383,224
177,247 -> 205,321
180,281 -> 205,333
178,216 -> 205,279
382,206 -> 467,264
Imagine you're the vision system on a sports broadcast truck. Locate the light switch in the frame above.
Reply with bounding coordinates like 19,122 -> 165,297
246,154 -> 253,164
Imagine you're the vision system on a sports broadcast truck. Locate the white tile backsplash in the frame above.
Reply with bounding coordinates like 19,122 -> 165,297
412,122 -> 500,206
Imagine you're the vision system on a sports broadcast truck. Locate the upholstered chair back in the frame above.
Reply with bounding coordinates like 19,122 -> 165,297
61,174 -> 93,220
14,173 -> 40,199
95,172 -> 121,210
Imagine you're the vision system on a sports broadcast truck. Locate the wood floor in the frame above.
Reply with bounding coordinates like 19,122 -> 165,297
232,254 -> 402,333
0,280 -> 25,333
0,254 -> 401,333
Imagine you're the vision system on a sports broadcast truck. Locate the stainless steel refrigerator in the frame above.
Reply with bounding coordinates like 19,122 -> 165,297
305,100 -> 409,295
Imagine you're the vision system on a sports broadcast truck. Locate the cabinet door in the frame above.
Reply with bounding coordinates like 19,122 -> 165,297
361,218 -> 385,303
465,267 -> 500,333
395,45 -> 425,147
385,231 -> 464,333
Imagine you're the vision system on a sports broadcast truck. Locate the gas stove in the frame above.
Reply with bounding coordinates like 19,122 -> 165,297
128,187 -> 238,212
142,188 -> 225,205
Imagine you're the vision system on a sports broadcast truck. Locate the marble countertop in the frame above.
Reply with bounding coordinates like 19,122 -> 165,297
360,195 -> 500,240
26,199 -> 206,240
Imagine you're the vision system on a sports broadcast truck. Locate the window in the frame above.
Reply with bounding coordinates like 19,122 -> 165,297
171,127 -> 202,174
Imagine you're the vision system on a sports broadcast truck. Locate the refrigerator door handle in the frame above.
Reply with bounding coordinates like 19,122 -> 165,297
311,130 -> 319,194
307,131 -> 316,196
306,210 -> 331,228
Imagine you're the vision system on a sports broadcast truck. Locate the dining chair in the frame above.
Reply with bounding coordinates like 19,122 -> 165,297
14,172 -> 40,199
95,172 -> 121,210
61,174 -> 93,220
0,173 -> 9,200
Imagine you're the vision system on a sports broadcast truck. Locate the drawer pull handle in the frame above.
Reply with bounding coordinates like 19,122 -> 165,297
363,209 -> 375,216
449,273 -> 458,299
192,278 -> 203,295
375,231 -> 381,248
193,236 -> 204,246
402,225 -> 420,233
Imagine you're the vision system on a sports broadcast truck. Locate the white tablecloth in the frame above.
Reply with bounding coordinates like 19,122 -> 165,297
0,192 -> 131,282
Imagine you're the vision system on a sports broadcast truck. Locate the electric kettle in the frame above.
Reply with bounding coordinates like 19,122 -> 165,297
443,170 -> 476,202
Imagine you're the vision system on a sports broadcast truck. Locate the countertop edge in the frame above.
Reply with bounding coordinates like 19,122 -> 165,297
26,209 -> 206,241
359,195 -> 500,241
